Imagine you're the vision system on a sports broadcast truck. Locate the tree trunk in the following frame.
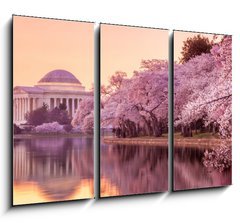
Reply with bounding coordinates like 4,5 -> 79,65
141,116 -> 152,136
182,124 -> 192,137
195,121 -> 197,134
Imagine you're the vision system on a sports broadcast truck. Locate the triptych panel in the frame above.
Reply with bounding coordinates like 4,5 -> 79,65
13,16 -> 94,205
12,15 -> 232,206
173,31 -> 232,191
100,24 -> 169,197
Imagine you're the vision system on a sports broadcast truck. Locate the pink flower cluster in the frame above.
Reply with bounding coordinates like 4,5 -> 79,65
101,60 -> 168,137
174,36 -> 232,138
72,97 -> 94,134
34,122 -> 66,133
203,143 -> 232,172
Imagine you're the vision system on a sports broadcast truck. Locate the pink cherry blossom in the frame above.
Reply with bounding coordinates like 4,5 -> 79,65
101,59 -> 168,138
174,36 -> 232,138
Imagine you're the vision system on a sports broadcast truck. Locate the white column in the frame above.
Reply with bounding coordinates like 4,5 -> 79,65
23,98 -> 25,121
50,98 -> 53,110
25,98 -> 28,113
17,98 -> 20,122
25,98 -> 28,120
71,98 -> 74,117
29,98 -> 32,112
13,99 -> 16,122
18,98 -> 21,121
74,98 -> 78,113
31,98 -> 34,111
35,98 -> 37,110
24,98 -> 26,120
33,98 -> 37,110
20,98 -> 22,122
56,98 -> 59,107
16,99 -> 18,121
45,98 -> 50,109
28,98 -> 31,112
22,98 -> 25,121
35,98 -> 38,109
22,98 -> 24,121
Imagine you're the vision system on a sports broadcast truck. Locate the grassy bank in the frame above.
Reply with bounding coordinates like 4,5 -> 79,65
103,134 -> 231,148
173,132 -> 220,139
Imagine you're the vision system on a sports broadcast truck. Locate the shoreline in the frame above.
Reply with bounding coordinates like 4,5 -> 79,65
14,133 -> 93,139
14,135 -> 231,149
103,136 -> 231,148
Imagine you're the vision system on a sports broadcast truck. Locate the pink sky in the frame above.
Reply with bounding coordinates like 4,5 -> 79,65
100,24 -> 169,86
13,16 -> 94,90
174,30 -> 223,63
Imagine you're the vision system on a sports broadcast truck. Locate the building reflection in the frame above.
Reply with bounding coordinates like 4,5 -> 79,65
13,137 -> 93,205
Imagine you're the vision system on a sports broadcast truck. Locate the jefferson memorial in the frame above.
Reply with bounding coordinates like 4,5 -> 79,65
13,69 -> 93,125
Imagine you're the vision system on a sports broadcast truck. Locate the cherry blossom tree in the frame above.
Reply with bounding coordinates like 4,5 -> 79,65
101,59 -> 168,138
174,35 -> 232,138
72,97 -> 94,134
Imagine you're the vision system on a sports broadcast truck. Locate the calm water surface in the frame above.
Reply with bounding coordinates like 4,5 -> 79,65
13,136 -> 93,205
174,146 -> 232,191
100,141 -> 231,196
100,142 -> 168,197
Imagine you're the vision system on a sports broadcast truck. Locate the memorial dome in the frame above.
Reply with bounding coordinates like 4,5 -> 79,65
36,69 -> 85,92
38,69 -> 81,84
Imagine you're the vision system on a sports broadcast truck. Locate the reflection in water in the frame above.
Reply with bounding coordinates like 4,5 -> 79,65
13,136 -> 93,205
174,146 -> 232,191
100,143 -> 168,197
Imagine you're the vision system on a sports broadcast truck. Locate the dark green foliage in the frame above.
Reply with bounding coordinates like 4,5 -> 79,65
26,103 -> 71,126
63,124 -> 73,132
13,124 -> 22,134
26,103 -> 49,126
180,34 -> 213,63
59,103 -> 67,111
49,104 -> 71,125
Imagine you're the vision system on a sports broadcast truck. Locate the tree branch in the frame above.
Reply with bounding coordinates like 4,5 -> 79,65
199,94 -> 232,107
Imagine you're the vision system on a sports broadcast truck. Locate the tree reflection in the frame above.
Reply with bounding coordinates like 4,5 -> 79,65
174,145 -> 231,191
101,144 -> 168,197
203,142 -> 232,173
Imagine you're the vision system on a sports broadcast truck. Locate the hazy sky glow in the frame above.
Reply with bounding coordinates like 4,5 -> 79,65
100,24 -> 169,86
13,16 -> 94,90
174,31 -> 224,63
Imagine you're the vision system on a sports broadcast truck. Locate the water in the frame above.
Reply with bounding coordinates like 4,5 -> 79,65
13,136 -> 94,205
14,136 -> 231,203
100,141 -> 231,196
174,146 -> 232,191
100,142 -> 168,197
